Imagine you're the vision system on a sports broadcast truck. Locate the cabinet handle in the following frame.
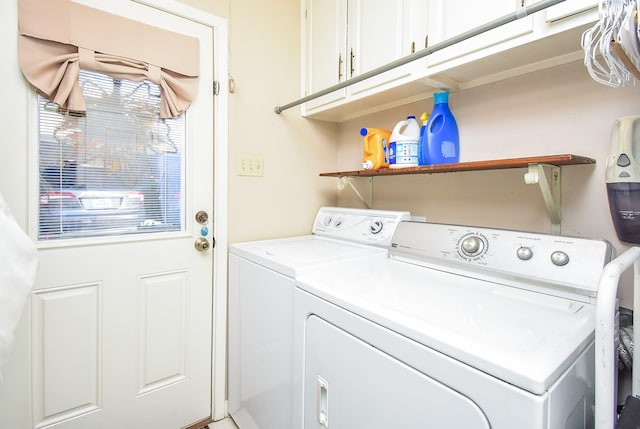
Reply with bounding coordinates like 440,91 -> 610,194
338,53 -> 343,81
350,48 -> 355,77
425,35 -> 429,48
411,41 -> 416,54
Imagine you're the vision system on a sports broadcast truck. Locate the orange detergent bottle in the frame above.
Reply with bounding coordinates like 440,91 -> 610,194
361,127 -> 391,170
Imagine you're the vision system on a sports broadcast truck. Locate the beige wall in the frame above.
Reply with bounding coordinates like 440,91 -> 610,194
337,61 -> 640,306
180,0 -> 339,244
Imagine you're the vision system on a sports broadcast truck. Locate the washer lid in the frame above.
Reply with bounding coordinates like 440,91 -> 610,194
295,257 -> 595,395
230,236 -> 387,277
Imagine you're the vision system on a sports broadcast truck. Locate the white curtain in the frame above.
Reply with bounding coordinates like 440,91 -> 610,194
0,193 -> 38,381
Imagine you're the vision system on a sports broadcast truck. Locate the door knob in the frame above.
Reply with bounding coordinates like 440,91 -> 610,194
195,210 -> 209,225
194,237 -> 211,252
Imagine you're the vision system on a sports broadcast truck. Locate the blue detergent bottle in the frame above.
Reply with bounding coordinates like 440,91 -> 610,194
420,91 -> 459,165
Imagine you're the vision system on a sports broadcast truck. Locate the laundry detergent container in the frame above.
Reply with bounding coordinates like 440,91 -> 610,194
389,116 -> 420,168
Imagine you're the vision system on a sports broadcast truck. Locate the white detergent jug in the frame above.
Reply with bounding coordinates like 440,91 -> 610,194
389,116 -> 420,168
606,115 -> 640,243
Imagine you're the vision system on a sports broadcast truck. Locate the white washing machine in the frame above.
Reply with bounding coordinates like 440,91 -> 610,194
227,207 -> 411,429
293,221 -> 614,429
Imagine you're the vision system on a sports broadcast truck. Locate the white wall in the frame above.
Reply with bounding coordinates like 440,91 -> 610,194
337,60 -> 640,306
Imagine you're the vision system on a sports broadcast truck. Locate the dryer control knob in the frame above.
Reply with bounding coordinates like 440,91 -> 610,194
460,235 -> 484,257
550,251 -> 570,266
516,246 -> 533,261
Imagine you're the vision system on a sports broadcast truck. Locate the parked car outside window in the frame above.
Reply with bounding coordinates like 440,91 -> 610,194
39,161 -> 145,238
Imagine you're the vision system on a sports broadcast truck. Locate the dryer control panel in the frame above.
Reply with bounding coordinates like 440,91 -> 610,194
390,221 -> 614,299
312,207 -> 411,248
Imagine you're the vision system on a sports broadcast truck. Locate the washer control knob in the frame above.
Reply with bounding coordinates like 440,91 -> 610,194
461,235 -> 484,257
550,251 -> 570,266
369,220 -> 384,234
516,246 -> 533,261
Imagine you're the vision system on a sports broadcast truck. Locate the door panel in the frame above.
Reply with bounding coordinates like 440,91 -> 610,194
32,283 -> 101,426
28,235 -> 212,428
138,270 -> 189,394
304,315 -> 490,429
0,1 -> 215,428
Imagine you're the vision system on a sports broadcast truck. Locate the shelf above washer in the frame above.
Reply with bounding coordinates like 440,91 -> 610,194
321,154 -> 596,235
319,154 -> 595,177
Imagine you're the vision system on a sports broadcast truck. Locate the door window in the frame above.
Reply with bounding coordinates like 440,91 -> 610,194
38,70 -> 185,240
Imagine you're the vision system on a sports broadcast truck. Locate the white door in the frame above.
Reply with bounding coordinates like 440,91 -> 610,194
0,1 -> 219,428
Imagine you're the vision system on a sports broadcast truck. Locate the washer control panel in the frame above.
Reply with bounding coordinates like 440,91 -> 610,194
390,221 -> 613,295
312,207 -> 411,247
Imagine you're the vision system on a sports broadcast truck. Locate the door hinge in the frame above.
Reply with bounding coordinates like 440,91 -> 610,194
213,80 -> 220,95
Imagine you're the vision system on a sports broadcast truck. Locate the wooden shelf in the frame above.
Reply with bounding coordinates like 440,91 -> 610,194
322,154 -> 596,235
319,154 -> 595,177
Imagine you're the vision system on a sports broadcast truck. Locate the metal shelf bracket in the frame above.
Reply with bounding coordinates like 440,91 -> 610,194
337,176 -> 373,209
524,163 -> 561,234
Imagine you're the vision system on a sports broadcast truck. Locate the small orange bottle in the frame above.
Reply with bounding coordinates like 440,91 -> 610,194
361,127 -> 391,170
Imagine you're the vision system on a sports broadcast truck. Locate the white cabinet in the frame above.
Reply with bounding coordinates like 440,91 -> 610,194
426,0 -> 534,69
304,0 -> 346,109
545,0 -> 597,22
298,0 -> 598,122
303,0 -> 426,112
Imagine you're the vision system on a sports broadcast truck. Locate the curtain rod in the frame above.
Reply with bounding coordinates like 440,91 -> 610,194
275,0 -> 567,114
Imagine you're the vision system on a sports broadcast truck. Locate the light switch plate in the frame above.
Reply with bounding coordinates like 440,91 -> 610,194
237,155 -> 264,177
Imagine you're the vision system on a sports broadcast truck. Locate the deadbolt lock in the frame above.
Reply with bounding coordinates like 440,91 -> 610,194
195,210 -> 209,225
194,237 -> 211,252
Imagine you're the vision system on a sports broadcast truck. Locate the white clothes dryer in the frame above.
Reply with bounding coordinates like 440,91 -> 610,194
294,221 -> 613,429
227,207 -> 410,429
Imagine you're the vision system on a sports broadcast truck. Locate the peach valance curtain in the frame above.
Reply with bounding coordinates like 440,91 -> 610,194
18,0 -> 199,118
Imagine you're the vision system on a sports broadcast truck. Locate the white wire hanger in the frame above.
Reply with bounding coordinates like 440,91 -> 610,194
582,0 -> 640,87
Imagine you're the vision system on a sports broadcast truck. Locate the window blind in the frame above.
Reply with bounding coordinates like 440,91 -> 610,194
38,71 -> 185,240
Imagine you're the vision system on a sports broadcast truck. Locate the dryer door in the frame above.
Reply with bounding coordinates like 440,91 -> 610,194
303,315 -> 490,429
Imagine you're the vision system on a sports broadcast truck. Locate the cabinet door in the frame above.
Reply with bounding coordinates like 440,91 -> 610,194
304,0 -> 422,111
304,0 -> 348,110
347,0 -> 413,94
427,0 -> 534,67
545,0 -> 597,22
